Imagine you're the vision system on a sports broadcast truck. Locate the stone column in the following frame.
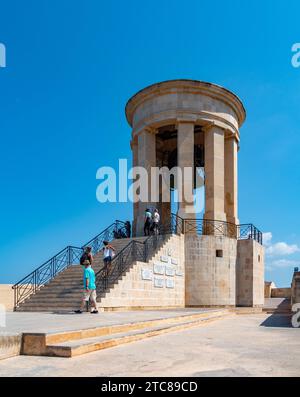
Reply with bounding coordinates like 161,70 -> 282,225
225,136 -> 239,225
177,121 -> 196,219
204,125 -> 226,222
131,138 -> 139,237
135,128 -> 156,236
160,201 -> 171,229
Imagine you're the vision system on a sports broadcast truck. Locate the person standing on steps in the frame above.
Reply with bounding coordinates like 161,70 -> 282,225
102,240 -> 115,275
144,208 -> 152,236
125,220 -> 131,238
75,260 -> 98,314
152,208 -> 160,236
80,246 -> 93,267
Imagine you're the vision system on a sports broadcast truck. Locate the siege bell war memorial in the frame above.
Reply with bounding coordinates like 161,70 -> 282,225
11,80 -> 264,313
0,80 -> 299,373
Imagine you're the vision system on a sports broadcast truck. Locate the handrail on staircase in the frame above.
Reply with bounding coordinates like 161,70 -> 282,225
95,216 -> 180,295
95,213 -> 263,298
12,220 -> 127,310
12,213 -> 263,310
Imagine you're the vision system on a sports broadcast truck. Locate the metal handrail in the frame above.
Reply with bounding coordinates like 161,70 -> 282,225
12,220 -> 127,309
12,213 -> 262,310
95,214 -> 263,299
95,230 -> 175,296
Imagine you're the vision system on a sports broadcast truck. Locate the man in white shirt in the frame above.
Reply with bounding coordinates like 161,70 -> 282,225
152,208 -> 160,236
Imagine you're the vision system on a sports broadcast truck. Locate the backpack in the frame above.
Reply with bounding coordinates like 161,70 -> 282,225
80,252 -> 90,265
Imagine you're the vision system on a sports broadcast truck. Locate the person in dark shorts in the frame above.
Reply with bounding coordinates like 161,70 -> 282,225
80,246 -> 93,266
144,208 -> 152,236
102,241 -> 115,274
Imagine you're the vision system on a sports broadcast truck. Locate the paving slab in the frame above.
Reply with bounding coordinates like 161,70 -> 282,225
0,308 -> 214,336
0,314 -> 299,377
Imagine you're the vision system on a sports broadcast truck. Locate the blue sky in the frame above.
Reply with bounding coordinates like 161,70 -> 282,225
0,0 -> 299,286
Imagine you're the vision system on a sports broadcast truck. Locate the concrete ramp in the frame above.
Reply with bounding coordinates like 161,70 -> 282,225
263,298 -> 291,314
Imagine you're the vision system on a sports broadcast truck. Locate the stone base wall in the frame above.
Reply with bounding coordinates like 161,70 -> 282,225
0,285 -> 14,311
185,235 -> 237,307
98,233 -> 265,309
99,235 -> 185,309
291,272 -> 300,305
264,281 -> 276,298
236,240 -> 264,307
0,335 -> 22,360
271,288 -> 291,298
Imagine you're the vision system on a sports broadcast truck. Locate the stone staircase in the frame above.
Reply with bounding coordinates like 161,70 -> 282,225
16,237 -> 147,312
21,309 -> 232,357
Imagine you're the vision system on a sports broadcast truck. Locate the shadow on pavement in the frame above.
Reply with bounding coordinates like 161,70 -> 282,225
260,314 -> 292,328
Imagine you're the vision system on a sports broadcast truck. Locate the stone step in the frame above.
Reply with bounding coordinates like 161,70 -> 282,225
47,285 -> 82,289
31,291 -> 82,302
22,310 -> 231,357
16,235 -> 156,311
16,307 -> 79,312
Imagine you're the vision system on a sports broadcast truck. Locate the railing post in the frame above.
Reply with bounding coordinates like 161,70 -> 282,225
33,271 -> 37,294
68,246 -> 72,267
182,218 -> 185,234
14,286 -> 17,311
144,241 -> 148,262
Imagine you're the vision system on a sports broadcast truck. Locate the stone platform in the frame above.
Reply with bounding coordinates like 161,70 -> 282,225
0,313 -> 299,377
0,308 -> 230,359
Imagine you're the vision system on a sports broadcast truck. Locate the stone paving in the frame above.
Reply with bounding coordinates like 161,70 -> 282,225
0,313 -> 299,377
0,308 -> 213,335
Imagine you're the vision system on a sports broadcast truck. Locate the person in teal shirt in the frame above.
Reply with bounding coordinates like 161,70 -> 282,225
75,262 -> 98,314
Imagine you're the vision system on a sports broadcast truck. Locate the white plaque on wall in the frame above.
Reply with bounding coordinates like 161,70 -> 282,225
171,258 -> 178,265
141,269 -> 153,281
165,266 -> 175,277
166,279 -> 175,289
153,262 -> 165,275
154,277 -> 165,288
160,255 -> 169,263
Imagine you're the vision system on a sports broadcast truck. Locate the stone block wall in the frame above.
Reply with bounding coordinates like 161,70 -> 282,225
264,281 -> 276,298
0,285 -> 14,311
291,272 -> 300,305
184,235 -> 237,307
99,234 -> 185,309
236,240 -> 264,307
98,233 -> 265,309
271,288 -> 291,298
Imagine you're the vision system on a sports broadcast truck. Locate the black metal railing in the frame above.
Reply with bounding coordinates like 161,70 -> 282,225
82,220 -> 127,254
96,214 -> 263,298
163,215 -> 262,244
96,231 -> 174,295
238,223 -> 263,244
12,220 -> 127,309
13,213 -> 263,309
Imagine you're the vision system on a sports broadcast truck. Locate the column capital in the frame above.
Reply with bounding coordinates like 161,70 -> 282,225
202,122 -> 218,133
175,116 -> 197,127
130,136 -> 138,149
132,125 -> 157,138
224,128 -> 240,143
